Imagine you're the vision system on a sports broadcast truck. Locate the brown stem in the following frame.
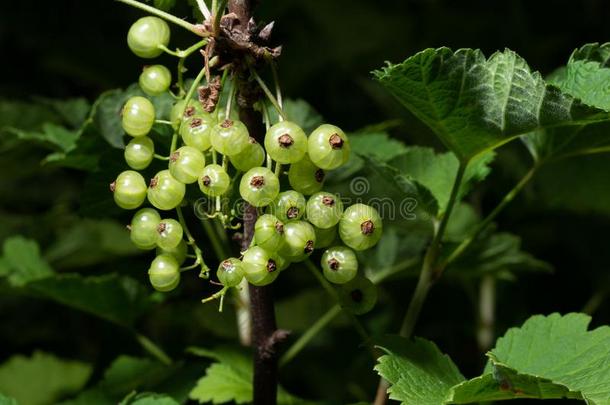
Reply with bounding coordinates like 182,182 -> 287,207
227,1 -> 282,401
240,110 -> 281,405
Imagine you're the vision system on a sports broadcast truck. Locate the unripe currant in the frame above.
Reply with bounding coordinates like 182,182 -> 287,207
288,154 -> 325,196
124,136 -> 154,170
339,203 -> 383,251
217,258 -> 245,287
308,124 -> 350,170
111,170 -> 147,210
169,146 -> 205,184
148,254 -> 180,292
147,170 -> 185,210
127,16 -> 170,59
306,192 -> 344,229
122,96 -> 155,137
264,121 -> 308,164
270,190 -> 306,222
338,275 -> 377,315
171,99 -> 205,128
210,119 -> 249,156
242,246 -> 280,286
239,167 -> 280,207
198,164 -> 230,197
279,220 -> 316,262
155,218 -> 183,250
180,114 -> 215,151
156,239 -> 187,265
130,208 -> 161,250
139,65 -> 172,96
230,137 -> 265,172
321,246 -> 358,284
254,214 -> 285,251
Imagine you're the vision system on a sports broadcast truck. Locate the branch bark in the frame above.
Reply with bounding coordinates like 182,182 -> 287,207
226,1 -> 281,403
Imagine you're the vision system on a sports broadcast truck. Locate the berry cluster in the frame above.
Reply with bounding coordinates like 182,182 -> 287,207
110,16 -> 383,314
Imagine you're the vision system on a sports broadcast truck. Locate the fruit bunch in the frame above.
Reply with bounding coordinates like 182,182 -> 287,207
110,16 -> 382,314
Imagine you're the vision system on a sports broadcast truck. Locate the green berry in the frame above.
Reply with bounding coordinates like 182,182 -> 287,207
156,239 -> 187,265
127,16 -> 170,59
125,136 -> 155,170
308,124 -> 350,170
314,225 -> 337,249
139,64 -> 172,96
242,246 -> 280,286
279,220 -> 316,262
306,192 -> 344,229
338,276 -> 377,315
339,204 -> 383,251
147,170 -> 185,210
230,137 -> 265,172
264,121 -> 308,164
269,190 -> 306,222
211,119 -> 249,156
217,258 -> 245,287
254,214 -> 285,251
148,254 -> 180,292
156,218 -> 183,250
122,96 -> 155,137
111,170 -> 147,210
321,246 -> 358,284
198,164 -> 230,197
130,208 -> 161,250
288,154 -> 325,195
180,114 -> 215,151
239,167 -> 280,207
169,146 -> 205,184
171,99 -> 205,128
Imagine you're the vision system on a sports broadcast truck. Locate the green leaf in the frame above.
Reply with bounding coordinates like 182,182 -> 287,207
449,365 -> 581,402
44,219 -> 140,269
189,363 -> 252,404
188,347 -> 316,404
99,356 -> 171,396
365,155 -> 439,215
122,392 -> 179,405
447,313 -> 610,403
376,313 -> 610,404
447,232 -> 552,279
534,154 -> 610,215
28,273 -> 154,326
351,131 -> 408,162
1,236 -> 53,286
34,97 -> 91,128
374,336 -> 465,405
523,43 -> 610,160
560,43 -> 610,110
3,123 -> 79,154
0,351 -> 92,405
0,393 -> 19,405
0,99 -> 59,132
387,147 -> 494,214
484,313 -> 610,404
0,236 -> 152,326
153,0 -> 176,11
373,47 -> 609,161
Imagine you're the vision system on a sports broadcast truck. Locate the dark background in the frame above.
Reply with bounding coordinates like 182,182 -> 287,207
1,1 -> 609,404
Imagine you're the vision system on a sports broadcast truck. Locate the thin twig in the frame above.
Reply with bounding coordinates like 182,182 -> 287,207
116,0 -> 206,36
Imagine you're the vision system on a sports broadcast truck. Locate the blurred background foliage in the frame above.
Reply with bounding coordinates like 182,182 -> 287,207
0,0 -> 609,404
